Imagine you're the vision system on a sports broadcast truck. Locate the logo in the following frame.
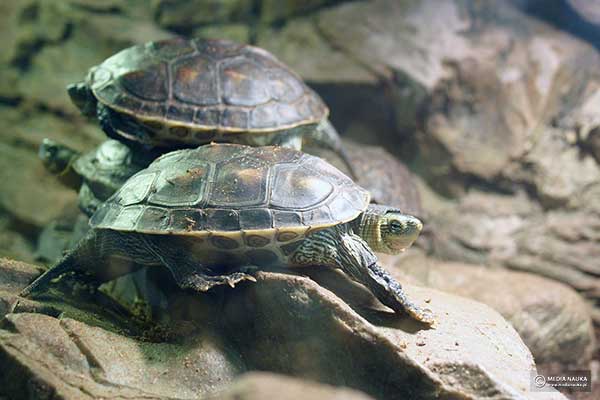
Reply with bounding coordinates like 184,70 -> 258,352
530,370 -> 591,392
533,375 -> 546,388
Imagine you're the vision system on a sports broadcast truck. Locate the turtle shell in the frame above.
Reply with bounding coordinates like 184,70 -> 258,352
88,37 -> 327,141
73,140 -> 145,201
91,144 -> 370,236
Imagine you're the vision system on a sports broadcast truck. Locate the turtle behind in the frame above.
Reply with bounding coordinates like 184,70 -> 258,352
68,38 -> 353,174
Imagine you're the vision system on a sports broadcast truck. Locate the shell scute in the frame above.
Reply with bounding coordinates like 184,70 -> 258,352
168,209 -> 206,232
221,58 -> 271,107
194,108 -> 220,127
303,206 -> 333,227
149,37 -> 194,59
136,206 -> 170,232
209,156 -> 268,207
270,165 -> 333,210
239,208 -> 272,230
112,205 -> 144,230
172,55 -> 220,106
166,105 -> 195,123
119,63 -> 168,101
221,108 -> 249,130
115,172 -> 157,206
272,210 -> 303,228
205,209 -> 240,231
148,161 -> 212,207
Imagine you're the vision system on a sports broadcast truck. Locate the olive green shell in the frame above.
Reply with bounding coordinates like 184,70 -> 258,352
91,144 -> 370,236
88,38 -> 327,138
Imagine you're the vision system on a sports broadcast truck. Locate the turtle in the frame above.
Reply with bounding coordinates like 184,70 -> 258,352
39,138 -> 149,216
22,144 -> 433,324
67,37 -> 355,175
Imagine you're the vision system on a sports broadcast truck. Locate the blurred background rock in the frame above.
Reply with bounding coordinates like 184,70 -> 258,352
0,0 -> 599,398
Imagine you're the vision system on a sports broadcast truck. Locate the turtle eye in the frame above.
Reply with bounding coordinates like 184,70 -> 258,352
389,220 -> 404,232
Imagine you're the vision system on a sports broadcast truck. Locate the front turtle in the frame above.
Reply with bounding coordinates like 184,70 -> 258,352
68,37 -> 353,173
22,144 -> 433,324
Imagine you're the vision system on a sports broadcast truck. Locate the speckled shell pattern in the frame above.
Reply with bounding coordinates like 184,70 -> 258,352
91,144 -> 370,266
89,37 -> 328,146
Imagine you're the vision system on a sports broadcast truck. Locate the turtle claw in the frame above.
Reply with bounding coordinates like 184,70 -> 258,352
406,306 -> 435,326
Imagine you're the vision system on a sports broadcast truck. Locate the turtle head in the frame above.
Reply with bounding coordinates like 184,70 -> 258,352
39,138 -> 80,174
67,81 -> 97,117
358,205 -> 423,254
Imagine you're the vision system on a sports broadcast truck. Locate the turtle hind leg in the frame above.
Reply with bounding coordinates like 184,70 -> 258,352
20,231 -> 99,298
21,251 -> 82,297
174,267 -> 257,292
139,236 -> 257,292
21,230 -> 153,298
306,119 -> 358,180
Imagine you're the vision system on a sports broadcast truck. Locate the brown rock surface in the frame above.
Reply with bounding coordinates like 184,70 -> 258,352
0,259 -> 566,399
208,372 -> 374,400
427,189 -> 600,322
382,252 -> 596,367
305,139 -> 423,217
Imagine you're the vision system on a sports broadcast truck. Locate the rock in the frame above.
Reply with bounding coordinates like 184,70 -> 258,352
0,142 -> 78,228
428,188 -> 600,324
210,372 -> 374,400
0,312 -> 244,400
193,23 -> 251,44
255,16 -> 389,149
503,127 -> 600,208
16,7 -> 172,113
218,269 -> 565,399
0,211 -> 35,264
0,258 -> 41,319
384,252 -> 596,366
258,0 -> 340,24
0,259 -> 566,399
155,0 -> 253,30
0,106 -> 104,153
316,0 -> 600,201
568,0 -> 600,25
257,16 -> 375,85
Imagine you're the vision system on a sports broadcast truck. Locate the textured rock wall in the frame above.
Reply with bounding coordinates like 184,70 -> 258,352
0,1 -> 599,398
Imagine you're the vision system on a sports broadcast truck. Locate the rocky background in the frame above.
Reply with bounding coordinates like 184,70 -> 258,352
0,0 -> 599,399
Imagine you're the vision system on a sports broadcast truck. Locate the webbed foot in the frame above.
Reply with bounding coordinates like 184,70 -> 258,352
169,262 -> 258,292
367,263 -> 435,325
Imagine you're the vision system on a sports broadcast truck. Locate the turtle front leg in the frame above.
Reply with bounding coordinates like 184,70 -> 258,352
337,232 -> 434,324
293,227 -> 433,324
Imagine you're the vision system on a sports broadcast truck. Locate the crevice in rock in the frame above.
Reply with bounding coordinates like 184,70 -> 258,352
11,21 -> 74,73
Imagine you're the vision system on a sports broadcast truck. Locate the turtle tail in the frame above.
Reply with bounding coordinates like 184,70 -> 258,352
310,119 -> 358,180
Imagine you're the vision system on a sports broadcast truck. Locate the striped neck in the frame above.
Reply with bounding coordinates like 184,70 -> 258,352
353,207 -> 392,253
